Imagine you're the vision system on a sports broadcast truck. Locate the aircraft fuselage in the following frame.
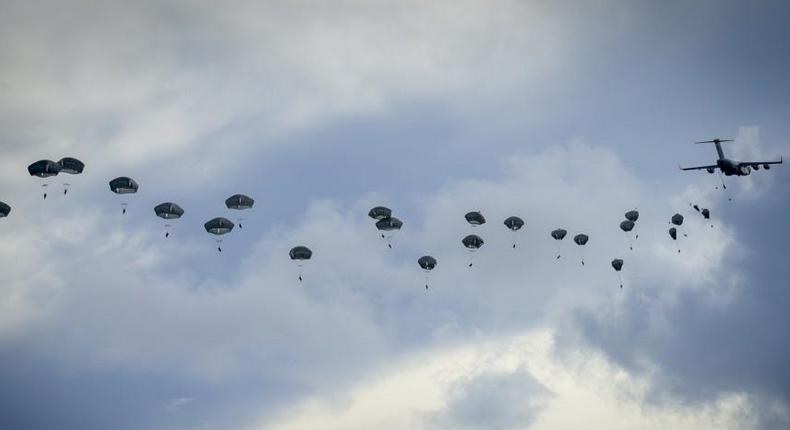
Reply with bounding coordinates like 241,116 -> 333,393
717,158 -> 751,176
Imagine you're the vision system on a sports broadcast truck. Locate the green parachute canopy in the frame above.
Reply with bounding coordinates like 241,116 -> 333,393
465,211 -> 486,226
503,216 -> 524,231
368,206 -> 392,221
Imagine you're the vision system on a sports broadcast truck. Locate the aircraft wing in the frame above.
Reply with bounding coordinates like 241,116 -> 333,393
740,157 -> 783,167
679,164 -> 718,171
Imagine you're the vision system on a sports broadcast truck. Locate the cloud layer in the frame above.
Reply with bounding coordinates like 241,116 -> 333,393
2,1 -> 790,429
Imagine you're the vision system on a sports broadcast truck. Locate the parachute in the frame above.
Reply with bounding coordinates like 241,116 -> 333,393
289,245 -> 312,281
551,229 -> 567,240
368,206 -> 392,221
154,202 -> 184,238
625,210 -> 640,239
465,211 -> 486,226
573,233 -> 589,266
225,194 -> 254,229
503,216 -> 525,248
375,216 -> 403,249
418,255 -> 437,289
669,227 -> 680,253
57,157 -> 85,195
701,208 -> 713,228
462,234 -> 484,267
109,177 -> 138,194
550,228 -> 567,259
28,160 -> 61,200
620,220 -> 636,250
611,258 -> 624,288
0,201 -> 10,218
109,177 -> 139,214
671,213 -> 687,238
204,217 -> 234,252
57,157 -> 84,174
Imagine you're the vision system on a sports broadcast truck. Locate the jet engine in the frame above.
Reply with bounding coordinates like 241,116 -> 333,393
764,164 -> 771,170
706,167 -> 715,174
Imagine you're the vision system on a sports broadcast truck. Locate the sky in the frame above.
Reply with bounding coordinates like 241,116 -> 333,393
1,1 -> 790,429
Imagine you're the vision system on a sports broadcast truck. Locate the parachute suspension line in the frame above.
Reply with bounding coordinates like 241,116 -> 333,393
579,247 -> 585,266
237,217 -> 244,229
297,263 -> 304,282
164,223 -> 172,238
555,242 -> 562,260
627,235 -> 634,251
512,231 -> 517,249
468,251 -> 475,268
63,183 -> 70,195
121,202 -> 128,215
216,239 -> 223,253
617,272 -> 623,289
716,170 -> 727,190
424,271 -> 430,290
716,171 -> 733,202
41,183 -> 49,200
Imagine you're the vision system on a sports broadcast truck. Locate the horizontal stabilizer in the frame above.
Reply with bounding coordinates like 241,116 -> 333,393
694,139 -> 733,144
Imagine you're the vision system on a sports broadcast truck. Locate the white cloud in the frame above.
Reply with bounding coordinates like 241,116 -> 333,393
261,330 -> 760,430
0,0 -> 569,187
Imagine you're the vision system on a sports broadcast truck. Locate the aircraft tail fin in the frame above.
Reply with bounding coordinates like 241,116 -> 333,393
694,138 -> 732,160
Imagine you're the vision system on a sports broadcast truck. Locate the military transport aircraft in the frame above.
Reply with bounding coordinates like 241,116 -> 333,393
680,138 -> 783,177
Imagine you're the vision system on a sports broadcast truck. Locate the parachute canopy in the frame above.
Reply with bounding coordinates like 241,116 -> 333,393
620,220 -> 635,232
109,177 -> 139,194
375,216 -> 403,231
225,194 -> 254,210
625,210 -> 639,222
58,157 -> 85,174
418,255 -> 437,271
368,206 -> 392,220
154,202 -> 184,219
0,201 -> 10,218
462,234 -> 484,249
611,259 -> 623,271
669,227 -> 677,240
204,217 -> 234,235
671,213 -> 684,226
289,246 -> 312,261
465,211 -> 486,226
701,208 -> 711,219
573,234 -> 589,246
28,160 -> 61,178
503,216 -> 524,231
551,229 -> 567,240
